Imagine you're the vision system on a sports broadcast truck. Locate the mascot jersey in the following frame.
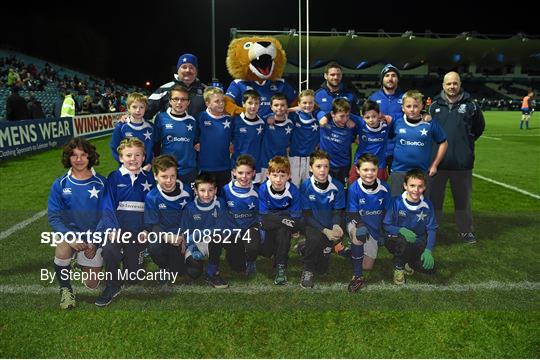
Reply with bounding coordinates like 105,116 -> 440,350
225,79 -> 296,118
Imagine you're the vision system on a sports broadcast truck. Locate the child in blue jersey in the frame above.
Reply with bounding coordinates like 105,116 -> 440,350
348,100 -> 390,184
95,138 -> 156,306
346,154 -> 392,293
196,87 -> 233,193
383,169 -> 438,285
231,90 -> 265,183
144,155 -> 193,284
181,173 -> 235,288
153,85 -> 199,186
221,154 -> 261,275
259,156 -> 303,285
389,90 -> 448,197
318,98 -> 357,185
48,137 -> 106,309
299,150 -> 345,288
289,89 -> 321,187
110,92 -> 154,171
260,93 -> 294,179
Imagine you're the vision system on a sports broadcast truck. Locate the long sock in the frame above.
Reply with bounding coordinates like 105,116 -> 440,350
207,263 -> 218,277
54,257 -> 72,290
351,244 -> 364,277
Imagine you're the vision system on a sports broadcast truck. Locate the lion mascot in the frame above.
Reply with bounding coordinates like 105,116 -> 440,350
224,36 -> 297,117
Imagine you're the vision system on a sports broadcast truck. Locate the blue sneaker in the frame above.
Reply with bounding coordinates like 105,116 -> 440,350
95,285 -> 121,307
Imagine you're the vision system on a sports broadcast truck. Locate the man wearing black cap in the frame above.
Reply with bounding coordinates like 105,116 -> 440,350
146,53 -> 207,119
368,64 -> 404,174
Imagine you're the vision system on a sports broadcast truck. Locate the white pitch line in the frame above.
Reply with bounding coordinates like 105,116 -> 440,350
479,135 -> 502,140
0,209 -> 47,241
473,173 -> 540,200
486,134 -> 540,137
1,281 -> 539,295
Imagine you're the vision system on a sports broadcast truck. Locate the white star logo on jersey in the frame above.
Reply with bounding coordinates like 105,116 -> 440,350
143,130 -> 152,140
420,128 -> 428,136
248,202 -> 256,210
179,199 -> 188,208
88,186 -> 100,199
256,125 -> 263,135
223,120 -> 231,128
416,210 -> 427,222
379,198 -> 384,205
141,180 -> 153,192
187,124 -> 193,131
327,192 -> 335,202
285,126 -> 292,134
311,123 -> 319,131
212,209 -> 218,218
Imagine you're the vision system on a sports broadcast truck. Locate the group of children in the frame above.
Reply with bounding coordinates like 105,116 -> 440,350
48,84 -> 448,309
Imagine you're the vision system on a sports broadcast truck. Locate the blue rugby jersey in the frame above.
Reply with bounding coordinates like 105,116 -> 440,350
197,110 -> 233,172
110,119 -> 154,166
231,113 -> 265,172
153,108 -> 198,176
383,192 -> 438,250
144,180 -> 193,233
300,175 -> 345,230
289,110 -> 320,157
260,116 -> 294,168
48,168 -> 107,234
258,180 -> 301,219
347,178 -> 391,242
221,181 -> 260,229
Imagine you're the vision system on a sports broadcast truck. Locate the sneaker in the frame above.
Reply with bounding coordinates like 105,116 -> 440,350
95,285 -> 121,307
458,232 -> 477,244
300,270 -> 314,289
393,269 -> 405,285
246,261 -> 257,276
274,264 -> 288,285
347,276 -> 365,293
206,273 -> 229,289
404,263 -> 415,276
59,287 -> 75,309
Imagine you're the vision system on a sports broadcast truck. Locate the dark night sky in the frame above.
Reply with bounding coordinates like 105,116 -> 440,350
2,0 -> 537,89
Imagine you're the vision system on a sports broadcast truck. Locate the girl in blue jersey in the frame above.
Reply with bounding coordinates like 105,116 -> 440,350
48,137 -> 106,309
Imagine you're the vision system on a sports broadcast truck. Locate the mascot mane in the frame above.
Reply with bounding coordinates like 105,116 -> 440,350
226,36 -> 287,82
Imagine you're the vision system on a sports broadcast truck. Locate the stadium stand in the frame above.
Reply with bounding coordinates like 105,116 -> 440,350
0,49 -> 145,120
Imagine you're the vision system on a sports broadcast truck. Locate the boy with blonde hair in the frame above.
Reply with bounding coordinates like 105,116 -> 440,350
110,92 -> 154,171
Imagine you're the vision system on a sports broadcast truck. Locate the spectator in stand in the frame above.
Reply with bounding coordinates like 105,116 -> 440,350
60,90 -> 76,118
428,71 -> 485,244
6,86 -> 29,121
146,53 -> 206,119
80,94 -> 94,115
27,92 -> 45,119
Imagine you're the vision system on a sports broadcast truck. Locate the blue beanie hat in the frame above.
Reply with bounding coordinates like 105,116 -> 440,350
177,53 -> 198,70
380,64 -> 400,83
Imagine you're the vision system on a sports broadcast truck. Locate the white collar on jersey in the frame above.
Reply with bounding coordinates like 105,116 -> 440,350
228,181 -> 258,199
265,180 -> 292,200
166,107 -> 192,121
272,117 -> 294,127
365,120 -> 386,132
126,117 -> 152,130
402,114 -> 426,127
119,165 -> 144,177
194,197 -> 220,211
240,112 -> 264,125
309,175 -> 338,194
157,180 -> 190,201
295,110 -> 317,124
357,178 -> 388,194
400,192 -> 429,211
205,109 -> 228,120
68,167 -> 96,177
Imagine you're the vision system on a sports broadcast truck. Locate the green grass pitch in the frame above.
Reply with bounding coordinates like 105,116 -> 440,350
0,111 -> 538,358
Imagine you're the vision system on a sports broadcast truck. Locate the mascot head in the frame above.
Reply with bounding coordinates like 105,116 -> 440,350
226,37 -> 287,81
